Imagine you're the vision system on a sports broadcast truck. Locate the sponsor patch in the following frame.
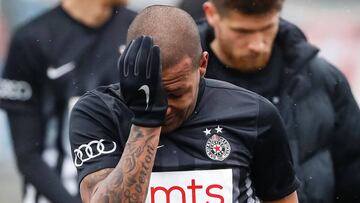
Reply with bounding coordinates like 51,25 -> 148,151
73,139 -> 117,167
0,79 -> 32,101
145,169 -> 233,203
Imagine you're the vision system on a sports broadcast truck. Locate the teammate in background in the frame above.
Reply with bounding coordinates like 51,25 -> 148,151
0,0 -> 135,202
70,5 -> 299,203
179,0 -> 206,20
199,0 -> 360,202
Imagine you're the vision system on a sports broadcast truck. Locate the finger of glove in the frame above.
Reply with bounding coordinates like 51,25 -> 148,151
147,45 -> 161,80
124,36 -> 143,77
134,36 -> 153,77
150,45 -> 168,112
118,40 -> 133,77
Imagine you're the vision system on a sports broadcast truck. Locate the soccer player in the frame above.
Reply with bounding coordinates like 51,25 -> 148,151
70,6 -> 299,203
0,0 -> 135,202
199,0 -> 360,202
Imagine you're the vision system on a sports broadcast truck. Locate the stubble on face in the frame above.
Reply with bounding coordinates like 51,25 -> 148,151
109,0 -> 128,7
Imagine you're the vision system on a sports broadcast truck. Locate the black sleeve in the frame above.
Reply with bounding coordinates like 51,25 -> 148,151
3,30 -> 80,203
251,97 -> 300,201
0,29 -> 44,111
69,92 -> 123,184
328,66 -> 360,203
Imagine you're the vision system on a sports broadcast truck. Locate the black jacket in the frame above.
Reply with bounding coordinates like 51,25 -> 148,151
198,18 -> 360,203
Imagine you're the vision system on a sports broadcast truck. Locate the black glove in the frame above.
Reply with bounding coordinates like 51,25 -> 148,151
118,36 -> 168,127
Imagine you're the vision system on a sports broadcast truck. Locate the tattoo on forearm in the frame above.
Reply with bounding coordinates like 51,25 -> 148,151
89,125 -> 160,203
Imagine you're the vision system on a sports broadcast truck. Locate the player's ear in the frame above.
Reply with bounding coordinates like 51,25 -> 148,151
203,2 -> 219,27
199,51 -> 208,77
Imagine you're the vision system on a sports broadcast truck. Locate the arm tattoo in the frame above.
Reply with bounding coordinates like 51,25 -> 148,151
81,125 -> 160,203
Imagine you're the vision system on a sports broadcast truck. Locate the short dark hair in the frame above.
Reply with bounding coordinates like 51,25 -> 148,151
127,5 -> 202,69
211,0 -> 285,15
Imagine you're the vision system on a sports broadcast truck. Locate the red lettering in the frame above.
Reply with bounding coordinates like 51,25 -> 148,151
187,179 -> 203,203
206,184 -> 224,203
151,186 -> 186,203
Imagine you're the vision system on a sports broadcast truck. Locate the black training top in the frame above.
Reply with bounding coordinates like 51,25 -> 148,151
0,5 -> 135,203
70,78 -> 299,202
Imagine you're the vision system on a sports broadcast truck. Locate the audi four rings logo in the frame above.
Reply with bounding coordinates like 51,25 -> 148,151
0,79 -> 32,101
74,139 -> 117,167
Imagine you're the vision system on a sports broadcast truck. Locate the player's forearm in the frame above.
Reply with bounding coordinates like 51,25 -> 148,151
8,112 -> 80,203
90,125 -> 160,203
17,155 -> 80,203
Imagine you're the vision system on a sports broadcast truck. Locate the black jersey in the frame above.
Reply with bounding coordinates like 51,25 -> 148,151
70,78 -> 299,202
0,5 -> 135,203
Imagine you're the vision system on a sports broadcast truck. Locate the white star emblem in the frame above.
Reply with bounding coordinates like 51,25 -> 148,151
203,128 -> 211,136
215,125 -> 223,133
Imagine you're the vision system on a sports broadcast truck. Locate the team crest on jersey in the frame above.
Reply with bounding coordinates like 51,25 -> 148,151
203,126 -> 231,161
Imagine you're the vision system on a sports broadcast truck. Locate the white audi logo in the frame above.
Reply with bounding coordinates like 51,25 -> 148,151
0,79 -> 32,101
74,139 -> 117,167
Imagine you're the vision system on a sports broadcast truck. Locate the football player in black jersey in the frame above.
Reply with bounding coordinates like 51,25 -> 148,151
70,5 -> 299,203
0,0 -> 135,202
199,0 -> 360,202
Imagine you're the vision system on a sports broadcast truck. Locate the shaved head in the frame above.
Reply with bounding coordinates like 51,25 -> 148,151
127,5 -> 202,69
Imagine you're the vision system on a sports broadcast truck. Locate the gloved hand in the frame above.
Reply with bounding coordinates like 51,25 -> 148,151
118,36 -> 168,127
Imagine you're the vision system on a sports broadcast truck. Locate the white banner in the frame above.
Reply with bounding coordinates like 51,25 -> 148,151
145,169 -> 233,203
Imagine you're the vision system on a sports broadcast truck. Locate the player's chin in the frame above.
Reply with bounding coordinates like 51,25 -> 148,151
161,120 -> 182,134
112,0 -> 128,6
161,123 -> 177,134
237,59 -> 268,73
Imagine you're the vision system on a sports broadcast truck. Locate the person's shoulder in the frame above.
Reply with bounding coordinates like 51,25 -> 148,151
204,78 -> 278,112
92,83 -> 123,103
257,95 -> 280,120
200,78 -> 263,118
204,77 -> 241,89
12,5 -> 64,41
15,5 -> 63,32
204,78 -> 259,98
197,79 -> 278,136
114,6 -> 137,16
307,56 -> 349,87
113,7 -> 137,21
81,83 -> 122,103
74,83 -> 123,113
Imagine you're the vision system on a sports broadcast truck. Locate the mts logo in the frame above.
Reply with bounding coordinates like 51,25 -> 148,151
151,179 -> 224,203
145,169 -> 233,203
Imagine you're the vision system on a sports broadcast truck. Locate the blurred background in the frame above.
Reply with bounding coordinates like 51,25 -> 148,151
0,0 -> 359,202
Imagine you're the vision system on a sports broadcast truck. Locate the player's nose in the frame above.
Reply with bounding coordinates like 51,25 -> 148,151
248,33 -> 265,53
165,106 -> 173,118
248,41 -> 265,53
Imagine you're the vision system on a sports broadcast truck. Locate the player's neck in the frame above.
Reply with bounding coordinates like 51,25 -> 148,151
62,0 -> 113,28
